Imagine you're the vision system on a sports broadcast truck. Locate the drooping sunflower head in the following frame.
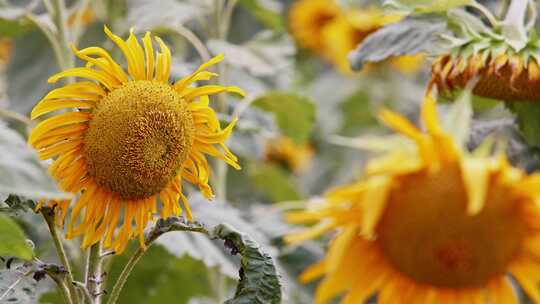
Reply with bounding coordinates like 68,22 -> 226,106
264,136 -> 314,174
30,26 -> 244,253
430,10 -> 540,102
285,95 -> 540,303
288,0 -> 340,51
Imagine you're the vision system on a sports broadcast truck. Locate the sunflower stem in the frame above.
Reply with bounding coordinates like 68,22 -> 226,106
42,209 -> 80,304
50,0 -> 73,70
47,272 -> 74,304
175,25 -> 212,62
105,247 -> 147,304
212,0 -> 238,203
85,242 -> 103,304
0,108 -> 33,126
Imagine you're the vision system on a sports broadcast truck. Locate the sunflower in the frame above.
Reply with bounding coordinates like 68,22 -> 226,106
320,8 -> 421,74
264,136 -> 313,174
431,50 -> 540,102
288,0 -> 340,52
285,95 -> 540,303
29,26 -> 244,254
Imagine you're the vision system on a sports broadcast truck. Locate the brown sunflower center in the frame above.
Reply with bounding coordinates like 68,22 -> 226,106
83,80 -> 194,200
375,165 -> 526,288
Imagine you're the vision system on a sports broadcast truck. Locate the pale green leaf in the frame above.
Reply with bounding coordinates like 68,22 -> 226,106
251,164 -> 301,202
0,266 -> 36,303
442,90 -> 473,148
383,0 -> 471,14
238,0 -> 284,31
349,17 -> 445,70
0,123 -> 68,199
0,214 -> 32,260
251,91 -> 315,144
209,224 -> 282,304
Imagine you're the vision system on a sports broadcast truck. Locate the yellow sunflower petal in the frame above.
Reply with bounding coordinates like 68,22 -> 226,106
461,158 -> 490,215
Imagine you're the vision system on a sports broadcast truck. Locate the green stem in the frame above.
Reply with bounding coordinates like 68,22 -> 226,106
50,275 -> 74,304
175,25 -> 212,62
51,0 -> 73,70
25,13 -> 65,70
0,108 -> 32,126
42,210 -> 80,304
212,0 -> 238,202
85,242 -> 103,304
105,247 -> 147,304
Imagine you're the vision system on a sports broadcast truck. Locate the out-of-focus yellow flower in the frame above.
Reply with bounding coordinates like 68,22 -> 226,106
389,54 -> 425,75
29,26 -> 244,254
431,51 -> 540,101
0,39 -> 13,69
288,0 -> 340,51
321,8 -> 399,73
285,95 -> 540,303
265,136 -> 314,174
67,7 -> 96,27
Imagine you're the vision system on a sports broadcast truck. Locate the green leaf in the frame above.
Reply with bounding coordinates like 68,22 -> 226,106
383,0 -> 471,14
208,223 -> 282,304
155,194 -> 274,279
251,164 -> 301,202
207,33 -> 293,77
6,30 -> 58,114
252,91 -> 315,144
105,245 -> 220,304
349,17 -> 445,70
442,90 -> 473,148
0,214 -> 32,260
0,123 -> 68,200
2,195 -> 36,215
126,0 -> 209,30
339,90 -> 378,136
238,0 -> 284,32
506,102 -> 540,148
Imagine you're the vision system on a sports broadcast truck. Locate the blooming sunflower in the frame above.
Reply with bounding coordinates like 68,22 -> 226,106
264,136 -> 313,174
29,26 -> 244,253
285,95 -> 540,303
288,0 -> 340,52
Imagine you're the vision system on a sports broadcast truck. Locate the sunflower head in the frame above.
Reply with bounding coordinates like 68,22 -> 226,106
285,95 -> 540,303
29,26 -> 245,253
430,9 -> 540,102
431,49 -> 540,102
288,0 -> 340,51
264,136 -> 314,174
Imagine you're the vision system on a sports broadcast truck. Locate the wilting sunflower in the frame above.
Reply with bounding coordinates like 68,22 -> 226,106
286,95 -> 540,303
430,6 -> 540,102
432,50 -> 540,102
30,26 -> 244,253
264,136 -> 313,174
288,0 -> 340,52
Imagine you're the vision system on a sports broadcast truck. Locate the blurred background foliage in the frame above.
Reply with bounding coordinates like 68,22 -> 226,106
1,0 -> 537,303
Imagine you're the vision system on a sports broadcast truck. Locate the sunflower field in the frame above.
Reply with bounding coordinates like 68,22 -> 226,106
2,0 -> 540,303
